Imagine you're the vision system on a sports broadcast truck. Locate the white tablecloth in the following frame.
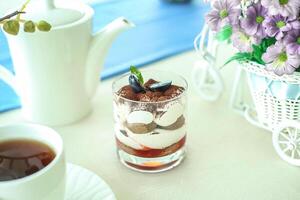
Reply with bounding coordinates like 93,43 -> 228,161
1,49 -> 300,200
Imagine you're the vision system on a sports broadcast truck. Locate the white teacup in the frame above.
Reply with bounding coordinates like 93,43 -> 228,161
0,124 -> 66,200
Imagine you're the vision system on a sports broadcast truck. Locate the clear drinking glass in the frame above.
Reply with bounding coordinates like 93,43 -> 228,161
112,70 -> 188,173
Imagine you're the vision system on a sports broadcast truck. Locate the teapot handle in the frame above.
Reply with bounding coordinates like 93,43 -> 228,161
0,65 -> 19,93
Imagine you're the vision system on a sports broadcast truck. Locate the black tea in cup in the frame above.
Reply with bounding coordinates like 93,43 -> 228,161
0,139 -> 55,181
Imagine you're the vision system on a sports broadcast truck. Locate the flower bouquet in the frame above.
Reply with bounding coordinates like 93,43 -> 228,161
205,0 -> 300,130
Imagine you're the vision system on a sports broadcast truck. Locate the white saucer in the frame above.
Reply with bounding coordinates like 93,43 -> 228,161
65,163 -> 116,200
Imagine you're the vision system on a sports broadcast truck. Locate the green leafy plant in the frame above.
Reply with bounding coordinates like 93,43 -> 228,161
216,25 -> 232,42
0,0 -> 51,36
224,37 -> 277,66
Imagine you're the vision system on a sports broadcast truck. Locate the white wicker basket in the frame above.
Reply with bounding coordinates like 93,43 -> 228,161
194,25 -> 300,166
242,61 -> 300,131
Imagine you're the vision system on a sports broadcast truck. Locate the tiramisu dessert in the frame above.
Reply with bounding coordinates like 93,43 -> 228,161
112,66 -> 187,172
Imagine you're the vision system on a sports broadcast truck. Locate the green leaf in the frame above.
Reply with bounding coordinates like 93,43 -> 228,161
253,54 -> 265,64
130,66 -> 144,84
252,44 -> 265,64
24,20 -> 35,33
253,53 -> 265,64
261,37 -> 276,52
252,44 -> 262,53
37,20 -> 51,32
3,20 -> 20,35
265,37 -> 276,46
216,25 -> 232,42
223,52 -> 252,66
250,38 -> 276,65
223,37 -> 276,67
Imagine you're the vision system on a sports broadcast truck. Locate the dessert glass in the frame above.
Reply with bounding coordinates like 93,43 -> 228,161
112,70 -> 188,173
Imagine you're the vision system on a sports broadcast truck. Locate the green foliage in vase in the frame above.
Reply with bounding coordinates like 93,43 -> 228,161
0,0 -> 52,36
216,25 -> 232,42
224,37 -> 277,66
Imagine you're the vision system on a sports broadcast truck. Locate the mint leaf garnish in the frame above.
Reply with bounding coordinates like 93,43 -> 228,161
130,66 -> 144,85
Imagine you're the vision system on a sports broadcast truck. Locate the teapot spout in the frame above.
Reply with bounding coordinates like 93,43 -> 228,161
86,17 -> 135,98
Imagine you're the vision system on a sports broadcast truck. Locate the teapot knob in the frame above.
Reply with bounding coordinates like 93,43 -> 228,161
27,0 -> 55,12
44,0 -> 55,9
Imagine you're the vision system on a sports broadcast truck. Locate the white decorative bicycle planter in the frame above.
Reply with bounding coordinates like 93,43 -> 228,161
193,24 -> 224,102
243,61 -> 300,130
242,61 -> 300,166
193,26 -> 300,166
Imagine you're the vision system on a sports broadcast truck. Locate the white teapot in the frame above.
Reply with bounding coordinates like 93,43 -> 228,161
0,0 -> 134,126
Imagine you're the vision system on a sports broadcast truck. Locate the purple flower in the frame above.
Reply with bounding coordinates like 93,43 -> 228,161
240,3 -> 268,39
262,41 -> 300,76
231,29 -> 261,52
284,29 -> 300,55
261,0 -> 300,17
262,15 -> 300,40
205,0 -> 241,32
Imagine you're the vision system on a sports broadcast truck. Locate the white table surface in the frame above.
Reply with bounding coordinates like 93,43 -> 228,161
1,49 -> 300,200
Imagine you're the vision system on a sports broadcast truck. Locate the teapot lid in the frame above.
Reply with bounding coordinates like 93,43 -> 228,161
25,0 -> 84,27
